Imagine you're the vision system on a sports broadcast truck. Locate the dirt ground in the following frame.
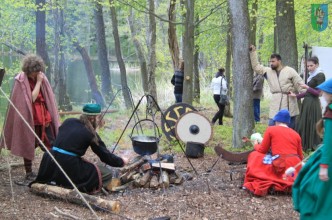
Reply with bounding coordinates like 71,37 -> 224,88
0,151 -> 299,220
0,107 -> 299,220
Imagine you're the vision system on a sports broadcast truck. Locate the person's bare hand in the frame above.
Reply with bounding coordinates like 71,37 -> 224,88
288,91 -> 297,97
319,167 -> 329,181
36,72 -> 44,82
299,83 -> 309,89
122,157 -> 129,165
249,45 -> 256,52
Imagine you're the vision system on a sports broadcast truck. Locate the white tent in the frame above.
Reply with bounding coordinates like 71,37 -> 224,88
312,46 -> 332,111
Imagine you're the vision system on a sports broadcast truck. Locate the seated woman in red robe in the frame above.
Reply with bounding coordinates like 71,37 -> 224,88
243,109 -> 304,196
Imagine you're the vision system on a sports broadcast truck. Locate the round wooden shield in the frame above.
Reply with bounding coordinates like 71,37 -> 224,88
161,103 -> 197,141
175,111 -> 213,144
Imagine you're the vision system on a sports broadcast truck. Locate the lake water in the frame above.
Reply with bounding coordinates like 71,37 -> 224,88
0,57 -> 144,112
67,59 -> 143,104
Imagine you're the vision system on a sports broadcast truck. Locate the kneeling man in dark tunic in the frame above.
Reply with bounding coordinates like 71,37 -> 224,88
31,103 -> 127,194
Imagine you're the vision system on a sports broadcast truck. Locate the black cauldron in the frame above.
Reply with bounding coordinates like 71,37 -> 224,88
185,142 -> 205,158
130,119 -> 161,156
131,135 -> 159,156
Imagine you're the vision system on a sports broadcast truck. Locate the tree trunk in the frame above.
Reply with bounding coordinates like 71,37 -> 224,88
53,4 -> 72,111
228,0 -> 254,148
53,4 -> 60,92
193,14 -> 200,104
36,0 -> 52,82
128,8 -> 148,94
249,0 -> 258,45
182,0 -> 195,104
224,8 -> 232,118
274,19 -> 278,53
193,47 -> 200,104
276,0 -> 298,71
109,0 -> 132,108
147,0 -> 158,103
60,9 -> 71,111
94,2 -> 114,101
59,10 -> 72,111
168,0 -> 180,70
74,42 -> 105,107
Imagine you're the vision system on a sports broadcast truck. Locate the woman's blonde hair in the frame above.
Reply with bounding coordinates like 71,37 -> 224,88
79,114 -> 99,145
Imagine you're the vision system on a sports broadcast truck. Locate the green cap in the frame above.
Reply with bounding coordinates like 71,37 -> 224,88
82,103 -> 101,115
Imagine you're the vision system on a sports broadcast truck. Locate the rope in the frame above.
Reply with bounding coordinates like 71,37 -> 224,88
0,87 -> 101,220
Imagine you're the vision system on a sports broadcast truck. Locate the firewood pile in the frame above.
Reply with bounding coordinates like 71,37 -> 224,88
107,154 -> 192,191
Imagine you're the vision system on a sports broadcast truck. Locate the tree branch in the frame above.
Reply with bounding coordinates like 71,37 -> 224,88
2,42 -> 27,55
117,0 -> 184,25
54,207 -> 80,220
195,2 -> 226,27
194,25 -> 228,36
118,0 -> 226,28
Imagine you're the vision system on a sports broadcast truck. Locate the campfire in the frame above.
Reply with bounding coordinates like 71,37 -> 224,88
107,154 -> 191,191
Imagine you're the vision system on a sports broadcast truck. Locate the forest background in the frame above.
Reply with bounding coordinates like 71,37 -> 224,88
0,0 -> 332,148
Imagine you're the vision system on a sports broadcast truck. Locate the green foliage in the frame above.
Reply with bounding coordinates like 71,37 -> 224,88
0,149 -> 10,156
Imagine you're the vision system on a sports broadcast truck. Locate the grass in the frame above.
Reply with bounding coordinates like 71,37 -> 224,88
67,87 -> 271,156
0,80 -> 271,157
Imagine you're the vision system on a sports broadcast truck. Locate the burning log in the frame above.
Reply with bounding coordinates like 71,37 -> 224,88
139,171 -> 152,187
140,162 -> 152,172
169,173 -> 177,184
111,181 -> 134,192
110,154 -> 187,190
119,156 -> 147,174
30,183 -> 121,213
174,171 -> 184,185
159,171 -> 170,188
106,178 -> 121,191
120,170 -> 138,183
149,175 -> 159,188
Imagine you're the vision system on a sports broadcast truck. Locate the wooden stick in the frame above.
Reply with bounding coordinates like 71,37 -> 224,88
54,206 -> 80,220
30,183 -> 121,214
59,109 -> 117,116
0,162 -> 24,171
119,156 -> 147,174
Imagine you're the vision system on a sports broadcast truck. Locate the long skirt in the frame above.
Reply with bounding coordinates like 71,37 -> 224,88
32,150 -> 102,194
296,95 -> 322,151
243,151 -> 301,196
293,148 -> 332,219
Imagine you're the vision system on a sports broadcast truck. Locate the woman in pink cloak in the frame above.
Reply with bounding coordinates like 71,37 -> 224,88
1,54 -> 60,183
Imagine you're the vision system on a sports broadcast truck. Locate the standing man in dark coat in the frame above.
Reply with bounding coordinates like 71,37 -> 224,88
32,104 -> 127,194
171,60 -> 184,103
